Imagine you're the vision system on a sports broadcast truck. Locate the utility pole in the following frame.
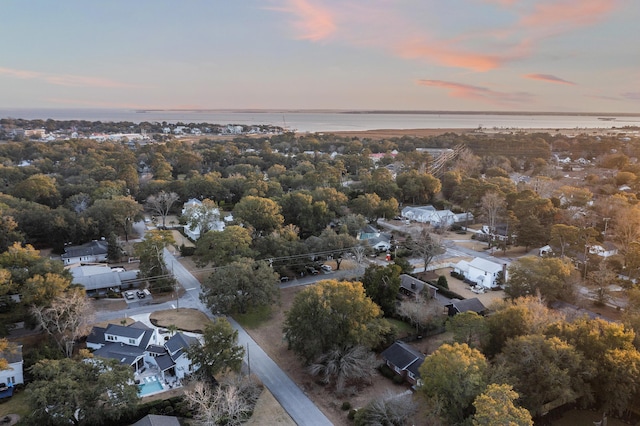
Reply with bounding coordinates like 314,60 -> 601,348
603,217 -> 611,239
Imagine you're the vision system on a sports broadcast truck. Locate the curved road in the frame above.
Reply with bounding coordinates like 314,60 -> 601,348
95,247 -> 332,426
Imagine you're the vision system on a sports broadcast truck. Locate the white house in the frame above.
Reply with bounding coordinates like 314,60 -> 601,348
86,322 -> 200,381
61,240 -> 109,265
0,344 -> 23,390
401,206 -> 456,228
181,199 -> 225,240
357,225 -> 392,251
589,242 -> 619,258
453,257 -> 507,289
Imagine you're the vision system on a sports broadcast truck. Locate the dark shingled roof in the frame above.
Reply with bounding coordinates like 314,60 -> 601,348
93,342 -> 145,365
86,326 -> 108,347
61,240 -> 108,260
381,341 -> 424,375
105,324 -> 145,340
446,298 -> 487,314
155,354 -> 175,371
165,333 -> 198,355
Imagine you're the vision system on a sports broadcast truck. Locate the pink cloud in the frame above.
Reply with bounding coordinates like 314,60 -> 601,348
272,0 -> 337,41
524,73 -> 576,85
520,0 -> 618,31
0,66 -> 141,89
418,79 -> 532,105
397,41 -> 505,72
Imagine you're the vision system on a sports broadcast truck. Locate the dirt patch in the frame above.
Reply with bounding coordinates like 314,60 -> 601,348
244,389 -> 296,426
149,308 -> 211,333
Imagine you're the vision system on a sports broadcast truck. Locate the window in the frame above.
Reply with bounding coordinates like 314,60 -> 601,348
129,339 -> 135,344
107,335 -> 115,341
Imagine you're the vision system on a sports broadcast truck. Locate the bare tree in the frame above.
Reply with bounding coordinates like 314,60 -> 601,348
407,228 -> 445,272
308,345 -> 377,396
398,295 -> 443,333
184,376 -> 261,426
146,191 -> 179,228
480,191 -> 506,247
587,261 -> 617,306
31,288 -> 94,358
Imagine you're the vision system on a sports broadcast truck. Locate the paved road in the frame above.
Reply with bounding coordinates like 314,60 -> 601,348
95,248 -> 332,426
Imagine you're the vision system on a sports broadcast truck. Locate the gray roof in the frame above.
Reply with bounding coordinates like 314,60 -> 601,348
155,354 -> 175,371
381,341 -> 424,375
105,324 -> 145,340
165,333 -> 199,355
61,240 -> 108,259
130,414 -> 181,426
70,266 -> 140,291
86,326 -> 108,347
446,298 -> 487,314
400,274 -> 437,296
93,342 -> 145,365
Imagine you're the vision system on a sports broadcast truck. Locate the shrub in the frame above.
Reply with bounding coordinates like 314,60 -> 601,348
341,401 -> 352,411
180,244 -> 196,256
437,275 -> 449,289
378,363 -> 395,380
392,374 -> 405,385
348,409 -> 357,420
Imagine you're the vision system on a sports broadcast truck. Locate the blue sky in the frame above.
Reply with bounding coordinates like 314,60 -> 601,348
1,0 -> 638,112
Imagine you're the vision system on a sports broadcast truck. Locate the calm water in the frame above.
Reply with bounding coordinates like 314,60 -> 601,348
1,108 -> 639,133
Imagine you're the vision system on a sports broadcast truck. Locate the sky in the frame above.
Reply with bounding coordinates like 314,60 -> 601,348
1,0 -> 639,113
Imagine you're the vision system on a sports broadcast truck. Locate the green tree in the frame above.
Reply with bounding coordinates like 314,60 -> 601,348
233,195 -> 284,237
446,311 -> 489,349
27,357 -> 139,426
472,384 -> 533,426
350,193 -> 381,223
106,232 -> 121,263
283,280 -> 382,362
279,191 -> 332,238
396,170 -> 441,204
505,256 -> 575,302
354,392 -> 418,426
134,230 -> 176,293
200,258 -> 279,314
194,225 -> 254,267
418,343 -> 489,424
546,318 -> 640,414
494,335 -> 586,417
12,173 -> 60,206
362,264 -> 401,316
186,318 -> 245,380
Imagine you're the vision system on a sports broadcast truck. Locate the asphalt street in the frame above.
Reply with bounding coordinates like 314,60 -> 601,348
95,242 -> 332,426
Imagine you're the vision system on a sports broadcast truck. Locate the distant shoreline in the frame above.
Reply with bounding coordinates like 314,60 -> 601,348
323,127 -> 637,139
132,109 -> 640,117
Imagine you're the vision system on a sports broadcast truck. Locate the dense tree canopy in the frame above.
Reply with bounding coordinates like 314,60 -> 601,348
283,280 -> 383,362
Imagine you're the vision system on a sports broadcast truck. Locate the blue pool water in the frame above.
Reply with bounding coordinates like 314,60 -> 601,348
138,377 -> 164,396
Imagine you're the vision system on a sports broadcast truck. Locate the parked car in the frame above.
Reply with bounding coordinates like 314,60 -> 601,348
320,264 -> 332,272
280,276 -> 290,282
124,291 -> 135,300
306,267 -> 319,275
136,290 -> 146,298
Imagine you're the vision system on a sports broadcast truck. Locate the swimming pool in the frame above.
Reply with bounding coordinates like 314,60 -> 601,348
138,376 -> 164,396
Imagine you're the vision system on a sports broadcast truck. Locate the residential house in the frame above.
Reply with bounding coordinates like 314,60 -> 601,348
181,198 -> 225,240
86,322 -> 200,381
401,206 -> 458,228
357,225 -> 392,252
445,298 -> 487,316
0,344 -> 24,394
61,240 -> 109,265
589,242 -> 618,258
399,274 -> 438,300
453,257 -> 507,289
69,264 -> 139,296
380,341 -> 424,386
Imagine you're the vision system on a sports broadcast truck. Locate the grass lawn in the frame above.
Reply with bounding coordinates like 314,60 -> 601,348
0,389 -> 30,418
149,308 -> 212,333
385,318 -> 415,338
234,305 -> 273,329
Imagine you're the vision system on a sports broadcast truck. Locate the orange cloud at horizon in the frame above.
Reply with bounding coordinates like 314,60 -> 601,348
524,73 -> 576,85
0,66 -> 141,89
418,79 -> 532,105
397,42 -> 502,72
